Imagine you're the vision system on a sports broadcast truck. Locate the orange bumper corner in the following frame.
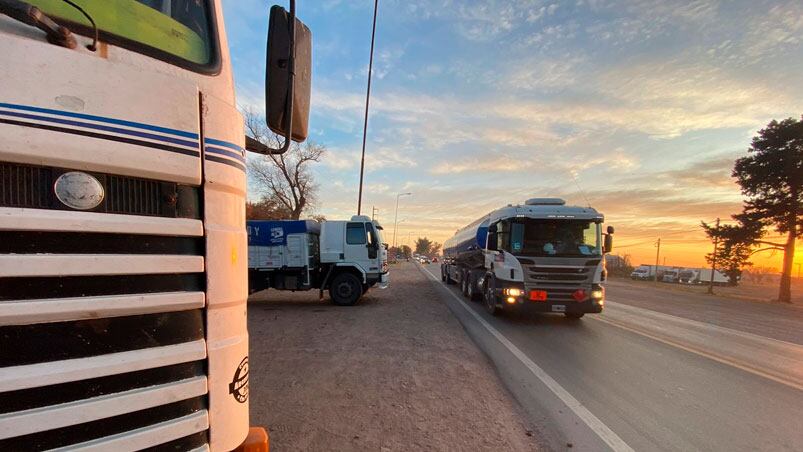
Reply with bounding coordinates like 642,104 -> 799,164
234,427 -> 269,452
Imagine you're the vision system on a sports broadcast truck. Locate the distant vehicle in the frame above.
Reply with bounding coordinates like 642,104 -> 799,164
432,256 -> 439,263
662,269 -> 680,283
248,216 -> 389,305
678,268 -> 730,286
631,266 -> 653,280
442,198 -> 613,319
419,256 -> 432,264
630,265 -> 673,281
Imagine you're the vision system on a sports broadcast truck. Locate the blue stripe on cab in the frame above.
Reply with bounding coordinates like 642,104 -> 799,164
204,137 -> 244,153
0,102 -> 199,139
0,109 -> 199,149
205,145 -> 246,163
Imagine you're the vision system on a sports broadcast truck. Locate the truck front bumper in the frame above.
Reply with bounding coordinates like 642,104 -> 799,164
493,281 -> 604,314
377,272 -> 390,289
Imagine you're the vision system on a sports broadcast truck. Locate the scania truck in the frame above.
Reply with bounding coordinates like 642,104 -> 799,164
247,216 -> 389,306
441,198 -> 614,318
0,1 -> 311,450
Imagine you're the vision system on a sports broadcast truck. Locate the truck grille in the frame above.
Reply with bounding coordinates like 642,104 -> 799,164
521,258 -> 600,300
0,197 -> 208,449
0,161 -> 199,218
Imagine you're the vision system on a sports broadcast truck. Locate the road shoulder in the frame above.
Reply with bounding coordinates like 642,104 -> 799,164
247,262 -> 544,451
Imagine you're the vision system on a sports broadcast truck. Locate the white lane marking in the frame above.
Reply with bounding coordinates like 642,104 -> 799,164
420,265 -> 634,452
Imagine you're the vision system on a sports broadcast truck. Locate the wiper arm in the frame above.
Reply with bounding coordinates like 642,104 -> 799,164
0,0 -> 76,49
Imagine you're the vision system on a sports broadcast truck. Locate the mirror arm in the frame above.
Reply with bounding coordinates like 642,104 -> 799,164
262,0 -> 296,155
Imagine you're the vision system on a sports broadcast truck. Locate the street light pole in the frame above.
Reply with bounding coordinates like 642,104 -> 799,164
356,0 -> 379,215
392,192 -> 411,248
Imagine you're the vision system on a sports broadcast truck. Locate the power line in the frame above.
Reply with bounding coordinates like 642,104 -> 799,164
568,170 -> 591,207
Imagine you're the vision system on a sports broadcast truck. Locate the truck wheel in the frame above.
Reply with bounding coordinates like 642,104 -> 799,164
461,271 -> 470,297
467,273 -> 480,301
329,273 -> 362,306
565,312 -> 584,320
445,266 -> 455,285
484,277 -> 501,316
441,265 -> 447,282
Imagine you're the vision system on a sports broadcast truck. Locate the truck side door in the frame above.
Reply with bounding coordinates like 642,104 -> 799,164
344,222 -> 372,272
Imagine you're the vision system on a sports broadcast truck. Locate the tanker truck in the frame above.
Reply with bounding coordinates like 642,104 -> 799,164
441,198 -> 614,318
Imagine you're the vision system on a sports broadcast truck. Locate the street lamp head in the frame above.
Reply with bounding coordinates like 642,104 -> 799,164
399,192 -> 412,197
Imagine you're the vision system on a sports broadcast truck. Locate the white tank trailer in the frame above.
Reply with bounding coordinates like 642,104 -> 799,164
441,198 -> 614,318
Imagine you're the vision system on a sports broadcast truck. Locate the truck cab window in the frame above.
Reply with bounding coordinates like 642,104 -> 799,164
27,0 -> 215,68
365,223 -> 378,248
511,219 -> 601,257
510,222 -> 524,253
346,222 -> 367,245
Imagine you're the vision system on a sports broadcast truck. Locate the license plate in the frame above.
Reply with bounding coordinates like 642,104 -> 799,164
551,305 -> 566,312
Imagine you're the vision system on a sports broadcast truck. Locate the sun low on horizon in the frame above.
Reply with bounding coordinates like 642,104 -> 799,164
224,0 -> 802,272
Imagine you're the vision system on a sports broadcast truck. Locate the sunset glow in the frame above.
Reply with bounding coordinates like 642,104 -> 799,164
225,0 -> 802,271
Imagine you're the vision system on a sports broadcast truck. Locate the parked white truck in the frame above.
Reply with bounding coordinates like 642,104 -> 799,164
0,1 -> 311,450
441,198 -> 614,319
677,268 -> 730,285
247,216 -> 389,305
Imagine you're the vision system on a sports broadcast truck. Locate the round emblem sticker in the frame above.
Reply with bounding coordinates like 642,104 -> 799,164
54,172 -> 104,210
229,356 -> 249,403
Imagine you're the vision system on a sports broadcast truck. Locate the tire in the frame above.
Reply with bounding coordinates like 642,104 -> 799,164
446,266 -> 455,285
466,272 -> 480,301
565,312 -> 585,320
461,271 -> 470,297
329,272 -> 362,306
441,265 -> 447,282
484,275 -> 501,316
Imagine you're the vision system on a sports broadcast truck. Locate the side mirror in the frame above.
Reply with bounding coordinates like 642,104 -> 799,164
603,234 -> 613,254
265,3 -> 312,153
607,225 -> 615,234
487,224 -> 498,251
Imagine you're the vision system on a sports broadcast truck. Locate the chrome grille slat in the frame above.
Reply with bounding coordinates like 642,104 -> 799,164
0,165 -> 209,449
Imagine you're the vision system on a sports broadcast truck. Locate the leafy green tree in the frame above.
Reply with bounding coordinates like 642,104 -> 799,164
701,222 -> 755,286
732,116 -> 802,302
415,237 -> 433,256
400,245 -> 412,258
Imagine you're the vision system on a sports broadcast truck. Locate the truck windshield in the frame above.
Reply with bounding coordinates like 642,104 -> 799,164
509,219 -> 601,257
26,0 -> 213,67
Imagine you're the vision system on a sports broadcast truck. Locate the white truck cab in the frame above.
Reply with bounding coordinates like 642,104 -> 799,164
248,215 -> 389,306
0,1 -> 312,450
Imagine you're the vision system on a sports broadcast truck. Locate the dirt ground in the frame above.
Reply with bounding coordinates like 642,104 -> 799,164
247,262 -> 543,451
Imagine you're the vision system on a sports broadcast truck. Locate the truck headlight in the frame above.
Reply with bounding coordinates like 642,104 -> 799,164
504,288 -> 523,297
591,288 -> 604,300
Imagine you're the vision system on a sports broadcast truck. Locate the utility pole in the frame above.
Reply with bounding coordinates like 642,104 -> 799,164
356,0 -> 380,215
708,218 -> 720,294
654,238 -> 661,283
392,192 -> 411,248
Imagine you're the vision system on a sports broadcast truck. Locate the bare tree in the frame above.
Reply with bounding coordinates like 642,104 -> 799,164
243,106 -> 326,220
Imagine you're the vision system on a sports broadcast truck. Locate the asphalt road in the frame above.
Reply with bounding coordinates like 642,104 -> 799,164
421,263 -> 803,452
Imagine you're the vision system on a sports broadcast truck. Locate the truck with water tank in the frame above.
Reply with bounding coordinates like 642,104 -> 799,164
247,216 -> 389,305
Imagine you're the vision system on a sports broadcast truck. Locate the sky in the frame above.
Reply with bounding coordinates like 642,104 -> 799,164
222,0 -> 803,270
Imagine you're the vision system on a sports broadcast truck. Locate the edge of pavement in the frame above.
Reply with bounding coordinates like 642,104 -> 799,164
415,262 -> 633,452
